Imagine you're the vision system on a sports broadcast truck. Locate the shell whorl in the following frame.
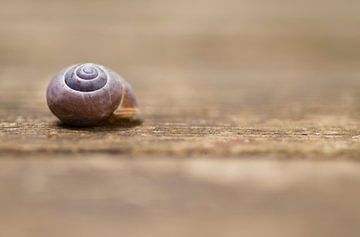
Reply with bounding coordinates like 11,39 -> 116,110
64,63 -> 107,92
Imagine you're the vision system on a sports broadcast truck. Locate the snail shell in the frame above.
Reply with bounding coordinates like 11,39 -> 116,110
47,63 -> 139,126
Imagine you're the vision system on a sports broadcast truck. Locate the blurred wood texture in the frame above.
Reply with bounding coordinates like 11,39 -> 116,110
0,0 -> 360,236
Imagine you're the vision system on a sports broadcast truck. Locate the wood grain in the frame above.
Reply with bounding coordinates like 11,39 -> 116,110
0,0 -> 360,236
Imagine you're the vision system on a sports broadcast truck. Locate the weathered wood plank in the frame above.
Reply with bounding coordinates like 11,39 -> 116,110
0,0 -> 360,236
0,158 -> 360,237
1,66 -> 360,158
1,0 -> 360,158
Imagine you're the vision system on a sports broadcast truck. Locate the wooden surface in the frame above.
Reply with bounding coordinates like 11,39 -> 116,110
0,0 -> 360,236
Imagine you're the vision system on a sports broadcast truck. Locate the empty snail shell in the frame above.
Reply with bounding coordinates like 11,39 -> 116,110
46,63 -> 139,126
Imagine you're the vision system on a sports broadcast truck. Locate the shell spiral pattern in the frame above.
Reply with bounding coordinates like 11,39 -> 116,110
46,63 -> 138,126
65,64 -> 107,92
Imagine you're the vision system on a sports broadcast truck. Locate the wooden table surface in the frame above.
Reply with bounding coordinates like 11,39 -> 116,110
0,0 -> 360,236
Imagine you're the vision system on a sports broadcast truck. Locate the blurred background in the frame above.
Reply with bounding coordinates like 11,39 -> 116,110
1,1 -> 360,237
1,0 -> 360,120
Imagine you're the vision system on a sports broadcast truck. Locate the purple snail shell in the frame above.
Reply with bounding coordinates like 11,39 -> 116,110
47,63 -> 139,126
